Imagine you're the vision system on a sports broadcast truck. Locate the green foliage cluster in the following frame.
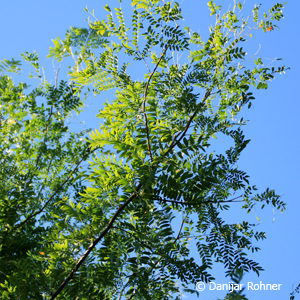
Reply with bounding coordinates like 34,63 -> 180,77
0,1 -> 286,299
0,59 -> 90,298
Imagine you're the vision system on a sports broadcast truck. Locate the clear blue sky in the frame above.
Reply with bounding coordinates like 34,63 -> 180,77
0,1 -> 299,299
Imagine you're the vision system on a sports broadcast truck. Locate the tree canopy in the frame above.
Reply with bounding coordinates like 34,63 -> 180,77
0,1 -> 286,299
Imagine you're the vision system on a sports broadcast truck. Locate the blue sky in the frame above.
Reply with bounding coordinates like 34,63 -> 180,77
0,1 -> 299,299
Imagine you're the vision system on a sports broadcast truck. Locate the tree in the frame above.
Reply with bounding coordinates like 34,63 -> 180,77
0,1 -> 286,299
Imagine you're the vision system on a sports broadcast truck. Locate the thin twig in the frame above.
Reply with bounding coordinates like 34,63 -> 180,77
142,57 -> 151,73
142,47 -> 168,162
144,217 -> 185,277
128,291 -> 136,300
117,217 -> 184,300
14,147 -> 92,230
34,156 -> 55,204
114,226 -> 153,252
175,217 -> 185,242
50,183 -> 142,299
119,280 -> 131,300
55,66 -> 61,88
34,105 -> 53,169
163,89 -> 211,157
155,195 -> 244,206
116,215 -> 183,300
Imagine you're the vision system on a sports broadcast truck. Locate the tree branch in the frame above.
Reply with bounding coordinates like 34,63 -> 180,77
50,183 -> 142,300
142,47 -> 168,162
